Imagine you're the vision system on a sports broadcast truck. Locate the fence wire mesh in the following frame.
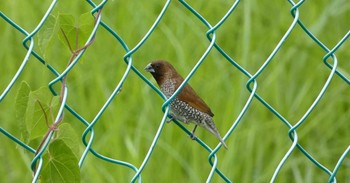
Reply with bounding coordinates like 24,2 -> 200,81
1,0 -> 349,182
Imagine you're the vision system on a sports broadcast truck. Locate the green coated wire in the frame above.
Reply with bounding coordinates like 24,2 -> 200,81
265,1 -> 306,181
85,0 -> 173,182
323,31 -> 350,84
79,51 -> 132,167
79,0 -> 141,175
33,159 -> 44,183
128,1 -> 172,182
130,107 -> 170,183
168,1 -> 229,182
48,2 -> 105,96
86,0 -> 173,182
32,86 -> 68,182
284,31 -> 350,182
0,0 -> 58,103
0,14 -> 33,102
0,3 -> 235,182
64,102 -> 140,173
328,146 -> 350,183
240,0 -> 338,181
284,0 -> 345,180
0,13 -> 60,77
33,1 -> 105,181
68,0 -> 106,166
177,0 -> 242,182
201,1 -> 240,182
0,128 -> 36,153
288,0 -> 350,85
1,2 -> 140,180
1,0 -> 58,182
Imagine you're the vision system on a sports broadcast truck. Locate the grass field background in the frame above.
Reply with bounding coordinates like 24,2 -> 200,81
1,0 -> 349,182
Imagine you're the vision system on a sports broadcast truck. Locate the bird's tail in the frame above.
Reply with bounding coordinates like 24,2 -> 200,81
204,119 -> 228,149
215,132 -> 228,150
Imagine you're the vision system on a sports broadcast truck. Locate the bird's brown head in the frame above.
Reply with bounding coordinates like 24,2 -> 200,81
144,60 -> 179,86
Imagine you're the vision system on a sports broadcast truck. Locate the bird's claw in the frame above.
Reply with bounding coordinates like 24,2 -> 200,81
190,125 -> 198,140
166,115 -> 174,123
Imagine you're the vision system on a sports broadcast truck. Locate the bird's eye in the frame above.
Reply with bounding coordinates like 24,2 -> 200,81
155,64 -> 160,69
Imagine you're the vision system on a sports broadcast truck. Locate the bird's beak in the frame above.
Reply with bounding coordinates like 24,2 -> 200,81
144,63 -> 155,73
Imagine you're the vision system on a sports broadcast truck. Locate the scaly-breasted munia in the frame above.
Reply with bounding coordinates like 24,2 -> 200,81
145,60 -> 227,149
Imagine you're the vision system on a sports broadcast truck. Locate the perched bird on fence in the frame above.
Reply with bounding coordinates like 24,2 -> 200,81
145,60 -> 227,149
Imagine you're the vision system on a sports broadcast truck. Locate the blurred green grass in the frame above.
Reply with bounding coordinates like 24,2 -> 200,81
1,0 -> 349,182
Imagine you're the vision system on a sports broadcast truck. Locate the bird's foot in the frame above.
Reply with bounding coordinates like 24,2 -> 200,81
166,115 -> 174,123
190,125 -> 198,140
190,133 -> 197,140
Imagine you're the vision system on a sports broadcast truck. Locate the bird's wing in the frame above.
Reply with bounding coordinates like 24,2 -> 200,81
175,78 -> 214,117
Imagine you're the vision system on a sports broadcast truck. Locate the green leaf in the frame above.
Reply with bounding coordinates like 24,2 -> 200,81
58,13 -> 75,31
57,12 -> 95,52
56,123 -> 80,159
41,139 -> 80,183
57,13 -> 76,51
15,81 -> 31,142
25,87 -> 60,141
37,15 -> 60,59
77,12 -> 95,48
50,95 -> 60,113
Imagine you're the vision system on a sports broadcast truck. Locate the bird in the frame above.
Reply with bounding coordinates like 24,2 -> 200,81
145,60 -> 227,149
